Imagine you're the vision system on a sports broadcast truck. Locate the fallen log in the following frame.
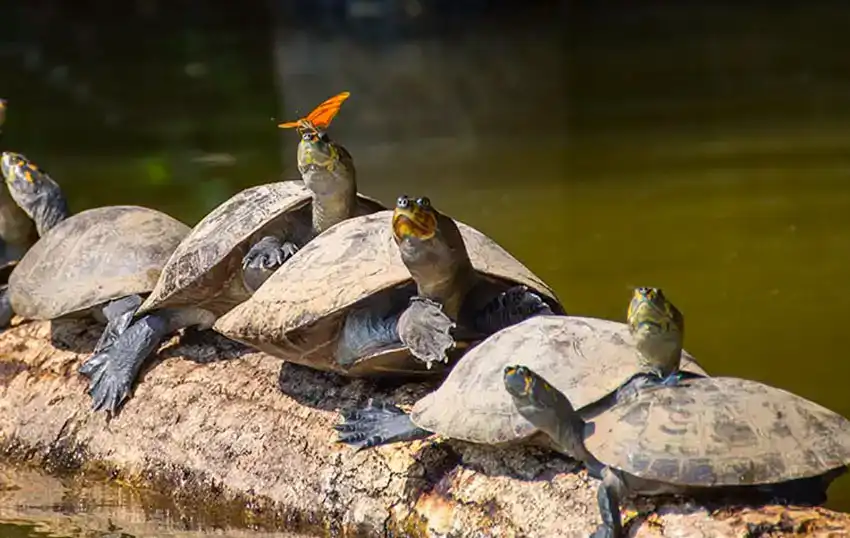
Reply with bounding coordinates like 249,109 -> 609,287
0,318 -> 849,538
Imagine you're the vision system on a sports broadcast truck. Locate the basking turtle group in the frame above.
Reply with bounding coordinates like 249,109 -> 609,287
4,91 -> 850,538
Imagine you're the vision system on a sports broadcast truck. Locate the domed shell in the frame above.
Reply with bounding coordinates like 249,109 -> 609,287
9,205 -> 190,320
138,181 -> 385,316
410,315 -> 708,445
586,376 -> 850,486
214,211 -> 562,372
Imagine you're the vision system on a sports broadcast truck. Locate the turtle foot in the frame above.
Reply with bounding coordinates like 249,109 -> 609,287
93,295 -> 144,354
475,285 -> 554,335
79,314 -> 169,414
242,235 -> 298,292
334,399 -> 431,450
398,296 -> 456,368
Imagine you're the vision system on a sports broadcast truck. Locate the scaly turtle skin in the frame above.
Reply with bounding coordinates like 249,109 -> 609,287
215,195 -> 563,377
0,152 -> 190,343
505,367 -> 850,538
335,292 -> 707,450
80,130 -> 386,414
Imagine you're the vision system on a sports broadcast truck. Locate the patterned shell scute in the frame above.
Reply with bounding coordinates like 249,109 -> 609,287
9,205 -> 190,319
586,376 -> 850,487
138,181 -> 313,313
213,211 -> 560,342
411,315 -> 708,446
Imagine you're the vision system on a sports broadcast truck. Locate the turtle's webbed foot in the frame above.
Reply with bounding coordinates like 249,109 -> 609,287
475,285 -> 554,335
79,314 -> 168,414
334,399 -> 431,450
241,235 -> 298,292
78,350 -> 130,414
398,296 -> 456,368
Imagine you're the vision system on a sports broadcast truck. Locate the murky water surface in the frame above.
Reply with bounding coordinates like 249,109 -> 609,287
2,2 -> 850,535
0,465 -> 308,537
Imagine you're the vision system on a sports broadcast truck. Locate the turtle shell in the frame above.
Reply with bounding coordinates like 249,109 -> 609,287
9,205 -> 190,320
586,376 -> 850,486
214,210 -> 563,374
138,181 -> 385,317
410,315 -> 708,445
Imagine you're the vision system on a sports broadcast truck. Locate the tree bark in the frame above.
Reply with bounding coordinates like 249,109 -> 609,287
1,318 -> 849,537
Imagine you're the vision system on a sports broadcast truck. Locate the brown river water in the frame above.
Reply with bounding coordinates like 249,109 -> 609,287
2,1 -> 850,535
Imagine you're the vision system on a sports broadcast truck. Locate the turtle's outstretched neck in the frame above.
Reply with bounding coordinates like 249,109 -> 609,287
298,134 -> 359,235
1,151 -> 70,237
312,182 -> 357,233
31,195 -> 69,236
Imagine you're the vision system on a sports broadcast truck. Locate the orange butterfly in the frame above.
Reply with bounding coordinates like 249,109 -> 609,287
278,91 -> 350,135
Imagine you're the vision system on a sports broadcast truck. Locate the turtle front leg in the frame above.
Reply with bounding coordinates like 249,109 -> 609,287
334,399 -> 433,450
80,307 -> 215,414
241,235 -> 299,292
80,311 -> 171,414
592,467 -> 628,538
474,285 -> 555,335
93,294 -> 144,354
397,296 -> 456,368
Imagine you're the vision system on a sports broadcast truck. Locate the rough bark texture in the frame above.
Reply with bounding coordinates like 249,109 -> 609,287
1,318 -> 850,538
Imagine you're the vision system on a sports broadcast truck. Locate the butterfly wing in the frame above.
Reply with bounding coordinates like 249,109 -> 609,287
278,91 -> 350,131
305,91 -> 350,130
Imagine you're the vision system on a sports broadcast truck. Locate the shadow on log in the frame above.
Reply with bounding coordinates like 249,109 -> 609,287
1,318 -> 850,537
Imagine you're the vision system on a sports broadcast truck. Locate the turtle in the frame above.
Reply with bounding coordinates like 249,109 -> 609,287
335,297 -> 708,450
79,130 -> 387,413
215,194 -> 564,377
0,151 -> 190,335
504,366 -> 850,538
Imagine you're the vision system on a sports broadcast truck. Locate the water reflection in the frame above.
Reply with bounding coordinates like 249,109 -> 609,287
1,0 -> 849,520
0,465 -> 309,538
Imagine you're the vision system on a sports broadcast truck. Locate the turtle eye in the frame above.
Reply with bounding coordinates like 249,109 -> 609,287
417,196 -> 431,208
301,131 -> 313,141
396,195 -> 410,208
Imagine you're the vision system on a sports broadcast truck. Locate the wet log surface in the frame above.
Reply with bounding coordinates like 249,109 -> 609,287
0,318 -> 849,537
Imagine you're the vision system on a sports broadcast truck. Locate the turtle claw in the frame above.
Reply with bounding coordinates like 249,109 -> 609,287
80,350 -> 132,414
398,296 -> 456,367
80,314 -> 169,414
335,400 -> 430,449
242,236 -> 298,292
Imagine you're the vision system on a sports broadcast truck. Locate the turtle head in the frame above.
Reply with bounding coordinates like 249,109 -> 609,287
627,287 -> 685,378
391,195 -> 473,315
504,364 -> 596,463
296,129 -> 356,199
503,364 -> 571,415
627,287 -> 684,334
1,152 -> 69,237
392,194 -> 438,242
